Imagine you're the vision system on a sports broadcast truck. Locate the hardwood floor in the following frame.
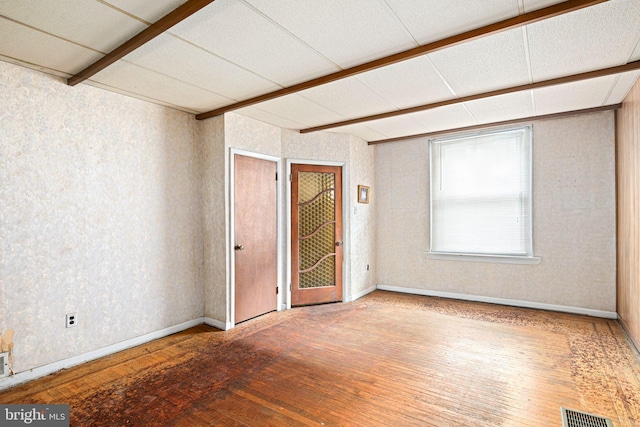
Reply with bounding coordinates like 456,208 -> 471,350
1,291 -> 640,426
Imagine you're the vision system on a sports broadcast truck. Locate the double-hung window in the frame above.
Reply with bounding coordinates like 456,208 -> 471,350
429,126 -> 533,259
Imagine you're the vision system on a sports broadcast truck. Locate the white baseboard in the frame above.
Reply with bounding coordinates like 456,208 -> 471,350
376,285 -> 617,319
204,317 -> 231,331
344,285 -> 377,302
0,318 -> 204,391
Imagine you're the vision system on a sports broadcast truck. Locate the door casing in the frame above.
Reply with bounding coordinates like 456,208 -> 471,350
286,159 -> 348,309
229,149 -> 282,328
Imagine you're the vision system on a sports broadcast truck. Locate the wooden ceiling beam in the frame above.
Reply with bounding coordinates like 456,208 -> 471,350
67,0 -> 217,86
300,60 -> 640,133
368,104 -> 622,145
196,0 -> 608,120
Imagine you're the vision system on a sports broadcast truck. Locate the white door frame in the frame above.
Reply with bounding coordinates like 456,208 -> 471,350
229,149 -> 283,328
286,159 -> 348,309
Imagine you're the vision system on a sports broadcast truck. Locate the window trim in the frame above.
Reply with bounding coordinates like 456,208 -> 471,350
428,125 -> 535,259
425,251 -> 541,265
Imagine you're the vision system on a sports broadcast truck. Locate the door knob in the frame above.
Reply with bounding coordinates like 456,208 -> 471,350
235,244 -> 244,251
335,241 -> 343,247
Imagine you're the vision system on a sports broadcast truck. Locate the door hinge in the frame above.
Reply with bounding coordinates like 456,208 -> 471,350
289,283 -> 292,292
276,286 -> 279,295
275,172 -> 278,181
289,174 -> 292,182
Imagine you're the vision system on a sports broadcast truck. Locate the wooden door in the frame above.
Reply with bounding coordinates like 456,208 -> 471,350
291,164 -> 343,306
234,154 -> 277,323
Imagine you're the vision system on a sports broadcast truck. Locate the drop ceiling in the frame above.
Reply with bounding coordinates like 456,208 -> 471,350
1,0 -> 639,142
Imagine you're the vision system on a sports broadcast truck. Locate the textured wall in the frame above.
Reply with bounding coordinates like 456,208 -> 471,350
349,136 -> 376,298
201,114 -> 376,321
375,111 -> 616,312
200,116 -> 225,323
0,61 -> 376,377
0,62 -> 204,373
616,77 -> 640,348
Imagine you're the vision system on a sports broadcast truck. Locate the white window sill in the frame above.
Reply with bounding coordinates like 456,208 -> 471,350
424,252 -> 541,265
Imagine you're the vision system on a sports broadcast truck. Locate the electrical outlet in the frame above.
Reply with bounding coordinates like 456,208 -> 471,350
66,313 -> 77,328
0,352 -> 9,378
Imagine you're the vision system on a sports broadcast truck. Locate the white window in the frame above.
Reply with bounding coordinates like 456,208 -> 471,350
429,126 -> 532,257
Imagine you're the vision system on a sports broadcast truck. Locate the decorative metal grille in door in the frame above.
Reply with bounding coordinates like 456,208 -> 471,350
299,172 -> 336,289
291,164 -> 343,306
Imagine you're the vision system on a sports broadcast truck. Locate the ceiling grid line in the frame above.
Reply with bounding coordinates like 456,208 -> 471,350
521,26 -> 536,115
67,0 -> 218,86
3,0 -> 639,142
0,16 -> 105,56
521,27 -> 534,84
237,0 -> 346,72
0,54 -> 71,79
86,79 -> 202,114
108,58 -> 236,102
96,0 -> 153,26
379,0 -> 421,47
167,32 -> 288,90
300,60 -> 640,133
196,0 -> 608,120
602,75 -> 623,106
624,26 -> 640,63
368,104 -> 621,145
353,75 -> 405,112
460,104 -> 480,125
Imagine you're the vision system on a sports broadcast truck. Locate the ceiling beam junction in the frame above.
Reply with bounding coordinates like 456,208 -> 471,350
67,0 -> 217,86
195,0 -> 608,120
299,60 -> 640,133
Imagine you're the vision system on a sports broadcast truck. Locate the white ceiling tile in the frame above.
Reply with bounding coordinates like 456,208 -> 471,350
384,0 -> 519,45
605,71 -> 640,104
170,0 -> 338,86
243,0 -> 416,68
327,124 -> 388,142
0,19 -> 103,75
90,61 -> 233,112
251,94 -> 347,128
533,75 -> 618,115
101,0 -> 187,23
522,0 -> 563,13
526,0 -> 640,81
0,0 -> 147,53
631,40 -> 640,61
405,104 -> 477,133
464,91 -> 535,124
364,115 -> 430,139
356,56 -> 455,109
428,28 -> 529,96
235,107 -> 307,130
83,80 -> 198,114
124,34 -> 280,100
299,78 -> 398,119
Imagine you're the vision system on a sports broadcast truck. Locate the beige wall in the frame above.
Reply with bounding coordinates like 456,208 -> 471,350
0,61 -> 375,378
201,116 -> 225,323
198,115 -> 377,323
0,62 -> 204,373
375,111 -> 616,312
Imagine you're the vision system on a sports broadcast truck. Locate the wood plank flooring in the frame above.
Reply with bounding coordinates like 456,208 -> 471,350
1,291 -> 640,426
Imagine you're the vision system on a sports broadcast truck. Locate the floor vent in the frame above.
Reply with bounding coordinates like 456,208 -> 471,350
561,407 -> 613,427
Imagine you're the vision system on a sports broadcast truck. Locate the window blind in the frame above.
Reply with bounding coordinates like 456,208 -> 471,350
430,126 -> 532,256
